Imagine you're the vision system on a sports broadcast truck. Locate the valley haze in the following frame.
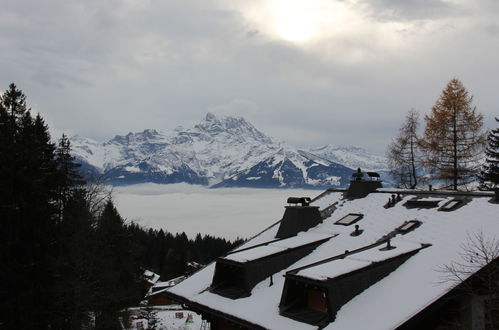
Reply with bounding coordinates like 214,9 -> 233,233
113,183 -> 314,240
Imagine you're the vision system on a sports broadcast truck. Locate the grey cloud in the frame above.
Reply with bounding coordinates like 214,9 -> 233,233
485,24 -> 499,37
363,0 -> 462,22
0,0 -> 498,154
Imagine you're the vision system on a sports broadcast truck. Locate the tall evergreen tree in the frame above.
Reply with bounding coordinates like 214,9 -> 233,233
94,200 -> 143,330
481,117 -> 499,188
53,190 -> 98,330
387,110 -> 422,189
55,134 -> 84,220
0,83 -> 59,329
0,83 -> 246,329
420,79 -> 487,190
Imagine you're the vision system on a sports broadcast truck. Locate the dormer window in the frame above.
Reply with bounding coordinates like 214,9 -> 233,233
210,235 -> 332,299
279,241 -> 429,326
335,213 -> 363,226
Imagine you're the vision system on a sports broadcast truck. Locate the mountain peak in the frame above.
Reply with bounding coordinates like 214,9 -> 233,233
194,113 -> 272,144
205,112 -> 218,122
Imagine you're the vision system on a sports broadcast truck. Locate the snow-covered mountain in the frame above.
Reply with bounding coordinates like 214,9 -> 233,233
307,144 -> 387,172
213,148 -> 352,188
70,113 -> 367,188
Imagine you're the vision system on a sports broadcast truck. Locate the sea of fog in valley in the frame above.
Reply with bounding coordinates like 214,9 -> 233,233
113,183 -> 316,240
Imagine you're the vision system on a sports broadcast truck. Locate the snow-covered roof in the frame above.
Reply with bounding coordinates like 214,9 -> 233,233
294,241 -> 426,281
224,233 -> 331,263
143,270 -> 161,285
166,187 -> 498,330
147,275 -> 186,297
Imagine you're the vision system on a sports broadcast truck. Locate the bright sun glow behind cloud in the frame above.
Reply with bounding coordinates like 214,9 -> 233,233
272,2 -> 321,42
243,0 -> 359,43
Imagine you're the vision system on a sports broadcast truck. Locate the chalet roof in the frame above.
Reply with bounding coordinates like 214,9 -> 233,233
293,240 -> 427,281
224,233 -> 331,263
146,275 -> 186,297
166,187 -> 498,330
211,234 -> 332,299
143,270 -> 160,286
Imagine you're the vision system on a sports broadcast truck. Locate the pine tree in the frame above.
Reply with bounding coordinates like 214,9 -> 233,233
1,82 -> 28,119
481,118 -> 499,188
387,110 -> 422,189
55,134 -> 84,220
421,79 -> 486,190
94,200 -> 143,329
0,83 -> 59,329
53,190 -> 98,330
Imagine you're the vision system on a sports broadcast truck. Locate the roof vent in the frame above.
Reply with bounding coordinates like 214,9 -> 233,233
346,168 -> 382,199
350,225 -> 363,237
379,239 -> 396,251
275,198 -> 322,239
384,193 -> 402,208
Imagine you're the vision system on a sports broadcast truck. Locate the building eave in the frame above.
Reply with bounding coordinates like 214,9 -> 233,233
162,290 -> 267,329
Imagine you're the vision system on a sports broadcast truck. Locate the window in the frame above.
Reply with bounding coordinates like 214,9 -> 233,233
335,213 -> 363,226
404,198 -> 442,209
397,220 -> 421,234
439,199 -> 464,211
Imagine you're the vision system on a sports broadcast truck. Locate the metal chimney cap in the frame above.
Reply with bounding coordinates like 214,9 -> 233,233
287,197 -> 312,206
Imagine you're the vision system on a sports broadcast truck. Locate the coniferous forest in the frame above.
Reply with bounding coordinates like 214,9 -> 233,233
0,83 -> 243,329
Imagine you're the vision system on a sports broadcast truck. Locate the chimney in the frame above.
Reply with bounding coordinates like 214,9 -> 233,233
346,168 -> 382,199
275,197 -> 322,239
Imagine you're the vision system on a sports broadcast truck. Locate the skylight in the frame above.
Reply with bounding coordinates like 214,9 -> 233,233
397,220 -> 421,234
335,213 -> 363,226
445,201 -> 460,209
439,199 -> 465,211
404,198 -> 442,209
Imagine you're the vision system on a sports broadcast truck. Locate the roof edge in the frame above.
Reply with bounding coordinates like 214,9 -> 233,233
162,290 -> 267,329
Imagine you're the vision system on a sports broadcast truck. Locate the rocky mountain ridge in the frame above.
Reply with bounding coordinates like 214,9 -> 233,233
70,113 -> 387,188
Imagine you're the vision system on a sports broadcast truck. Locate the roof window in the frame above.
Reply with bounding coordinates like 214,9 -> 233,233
438,198 -> 466,211
397,220 -> 422,234
404,198 -> 442,209
335,213 -> 363,226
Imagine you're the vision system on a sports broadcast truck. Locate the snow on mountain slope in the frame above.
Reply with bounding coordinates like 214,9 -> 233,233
71,113 -> 280,185
308,144 -> 387,171
70,114 -> 358,188
212,147 -> 352,188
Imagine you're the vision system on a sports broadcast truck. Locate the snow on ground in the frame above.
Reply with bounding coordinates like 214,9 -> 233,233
155,309 -> 202,330
130,307 -> 202,330
113,183 -> 315,239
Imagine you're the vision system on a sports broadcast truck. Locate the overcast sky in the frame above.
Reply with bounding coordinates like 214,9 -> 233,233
1,0 -> 498,153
